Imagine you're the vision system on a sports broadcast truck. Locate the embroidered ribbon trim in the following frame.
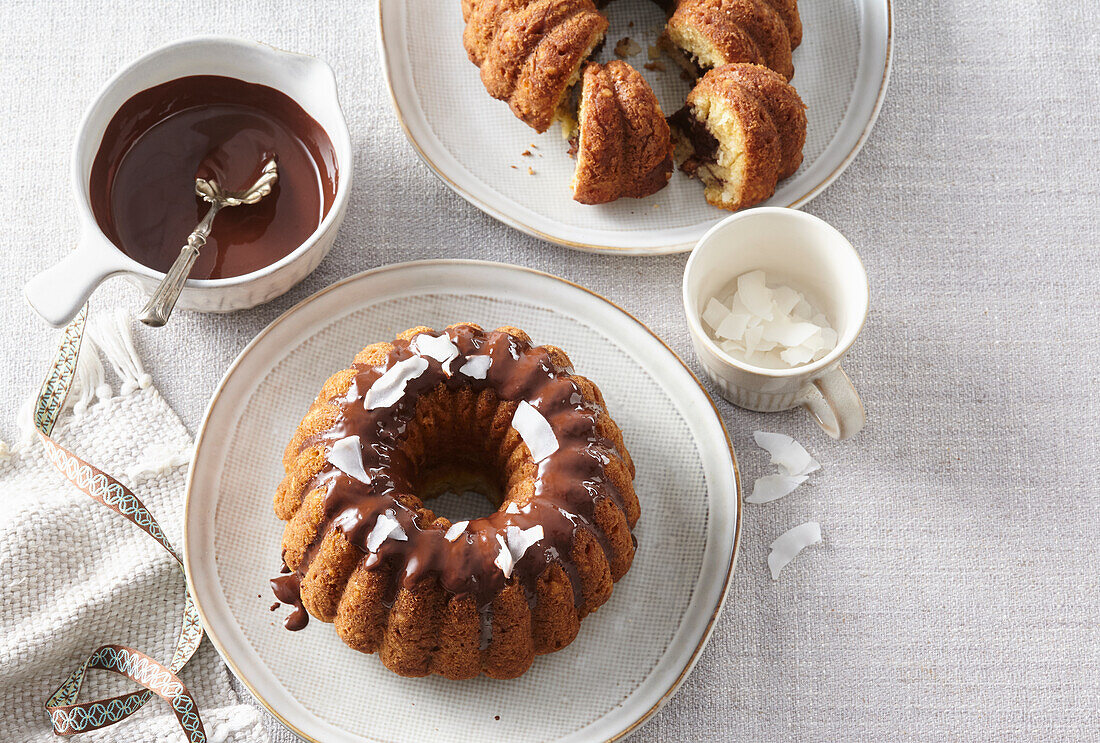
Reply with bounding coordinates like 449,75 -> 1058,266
37,306 -> 207,742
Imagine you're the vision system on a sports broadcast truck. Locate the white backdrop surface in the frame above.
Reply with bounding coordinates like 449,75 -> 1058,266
1,0 -> 1098,740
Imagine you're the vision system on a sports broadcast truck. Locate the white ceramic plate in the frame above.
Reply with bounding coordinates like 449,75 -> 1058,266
184,260 -> 741,743
378,0 -> 892,254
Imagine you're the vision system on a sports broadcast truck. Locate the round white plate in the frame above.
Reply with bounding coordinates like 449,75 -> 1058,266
378,0 -> 892,253
184,260 -> 741,743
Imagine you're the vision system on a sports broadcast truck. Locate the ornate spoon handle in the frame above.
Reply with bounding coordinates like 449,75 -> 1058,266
138,201 -> 221,327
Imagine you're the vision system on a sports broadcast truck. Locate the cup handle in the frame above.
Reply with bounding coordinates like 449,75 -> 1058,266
24,242 -> 120,327
800,366 -> 865,440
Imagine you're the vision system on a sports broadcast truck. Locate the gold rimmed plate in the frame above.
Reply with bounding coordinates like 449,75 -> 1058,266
378,0 -> 891,254
184,260 -> 740,742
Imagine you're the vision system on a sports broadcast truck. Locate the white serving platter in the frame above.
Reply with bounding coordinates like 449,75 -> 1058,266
379,0 -> 892,253
184,260 -> 741,743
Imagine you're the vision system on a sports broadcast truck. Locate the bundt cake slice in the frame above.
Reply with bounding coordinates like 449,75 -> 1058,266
463,0 -> 609,133
669,62 -> 806,210
272,323 -> 640,680
664,0 -> 801,81
570,60 -> 673,204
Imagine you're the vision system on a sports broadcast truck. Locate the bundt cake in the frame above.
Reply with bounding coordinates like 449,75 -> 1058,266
571,60 -> 673,204
669,62 -> 806,210
665,0 -> 802,81
461,0 -> 609,133
271,323 -> 640,680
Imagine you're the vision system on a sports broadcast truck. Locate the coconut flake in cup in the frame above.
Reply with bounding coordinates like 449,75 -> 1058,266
682,208 -> 869,440
700,270 -> 839,370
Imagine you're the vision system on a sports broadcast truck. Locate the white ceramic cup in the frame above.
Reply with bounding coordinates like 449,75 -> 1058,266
24,36 -> 353,328
682,207 -> 868,440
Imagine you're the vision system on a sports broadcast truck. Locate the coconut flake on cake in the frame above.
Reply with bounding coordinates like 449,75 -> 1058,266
700,270 -> 839,369
512,400 -> 559,462
443,520 -> 469,542
365,356 -> 430,410
366,509 -> 408,553
459,355 -> 492,380
412,333 -> 460,373
327,435 -> 371,484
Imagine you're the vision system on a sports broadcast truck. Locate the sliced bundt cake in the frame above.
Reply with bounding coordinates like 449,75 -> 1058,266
669,62 -> 806,210
272,323 -> 640,680
570,60 -> 674,204
462,0 -> 609,133
665,0 -> 802,81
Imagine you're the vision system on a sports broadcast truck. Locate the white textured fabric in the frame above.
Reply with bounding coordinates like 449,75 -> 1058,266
0,381 -> 268,742
2,0 -> 1099,741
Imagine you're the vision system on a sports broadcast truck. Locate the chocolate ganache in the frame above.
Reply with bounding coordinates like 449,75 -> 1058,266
89,75 -> 337,279
272,325 -> 639,652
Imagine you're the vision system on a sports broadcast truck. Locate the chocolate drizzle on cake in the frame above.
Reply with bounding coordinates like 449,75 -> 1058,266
272,325 -> 631,635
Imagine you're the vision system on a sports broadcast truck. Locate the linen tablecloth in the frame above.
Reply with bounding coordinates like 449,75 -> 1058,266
2,0 -> 1098,740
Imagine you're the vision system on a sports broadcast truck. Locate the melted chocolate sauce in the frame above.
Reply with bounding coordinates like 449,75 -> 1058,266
272,326 -> 630,635
669,105 -> 720,177
89,75 -> 337,279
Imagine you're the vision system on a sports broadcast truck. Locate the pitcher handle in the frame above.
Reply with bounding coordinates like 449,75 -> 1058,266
24,242 -> 121,327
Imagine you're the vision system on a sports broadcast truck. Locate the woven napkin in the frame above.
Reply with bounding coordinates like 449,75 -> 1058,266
0,309 -> 269,743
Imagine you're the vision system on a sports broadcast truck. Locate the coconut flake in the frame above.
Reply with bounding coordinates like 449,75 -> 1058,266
715,311 -> 752,341
753,431 -> 820,476
366,509 -> 407,552
365,356 -> 430,410
505,501 -> 520,514
443,520 -> 469,542
512,400 -> 558,462
701,297 -> 729,330
699,271 -> 839,370
746,474 -> 809,504
761,317 -> 820,347
327,435 -> 371,484
412,333 -> 460,372
737,270 -> 774,320
458,355 -> 492,380
768,522 -> 822,579
494,533 -> 514,577
505,524 -> 544,564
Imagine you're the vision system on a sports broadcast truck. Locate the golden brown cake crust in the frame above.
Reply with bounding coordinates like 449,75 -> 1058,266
673,62 -> 808,210
668,0 -> 795,80
464,0 -> 608,133
709,62 -> 806,178
572,60 -> 673,204
274,323 -> 639,680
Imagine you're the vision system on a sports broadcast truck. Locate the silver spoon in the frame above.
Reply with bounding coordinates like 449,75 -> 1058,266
138,158 -> 279,327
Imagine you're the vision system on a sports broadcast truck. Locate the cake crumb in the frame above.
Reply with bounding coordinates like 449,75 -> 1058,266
510,165 -> 518,169
614,37 -> 642,58
522,150 -> 532,157
269,602 -> 279,611
644,60 -> 666,72
527,166 -> 536,175
494,716 -> 501,721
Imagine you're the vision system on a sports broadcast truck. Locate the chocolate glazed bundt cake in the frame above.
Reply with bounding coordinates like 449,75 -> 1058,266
669,62 -> 806,210
571,60 -> 673,204
272,323 -> 640,680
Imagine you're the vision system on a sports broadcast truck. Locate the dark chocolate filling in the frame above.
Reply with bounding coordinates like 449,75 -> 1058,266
668,105 -> 720,177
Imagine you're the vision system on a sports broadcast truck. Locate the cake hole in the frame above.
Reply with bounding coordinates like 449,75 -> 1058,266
416,460 -> 504,522
429,488 -> 499,522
